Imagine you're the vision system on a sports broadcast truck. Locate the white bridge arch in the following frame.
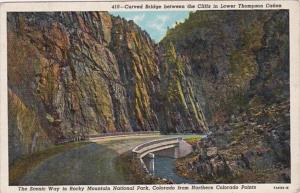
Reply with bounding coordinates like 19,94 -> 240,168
132,137 -> 193,174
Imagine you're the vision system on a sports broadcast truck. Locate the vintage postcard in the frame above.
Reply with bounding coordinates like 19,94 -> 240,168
0,1 -> 300,193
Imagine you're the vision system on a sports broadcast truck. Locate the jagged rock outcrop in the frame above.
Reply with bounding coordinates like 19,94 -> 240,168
8,10 -> 289,179
170,10 -> 289,183
177,100 -> 290,183
8,12 -> 129,162
158,41 -> 208,133
109,17 -> 161,131
161,10 -> 289,125
7,12 -> 158,162
7,11 -> 209,162
8,89 -> 51,162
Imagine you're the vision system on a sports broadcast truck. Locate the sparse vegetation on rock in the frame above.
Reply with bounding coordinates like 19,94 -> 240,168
8,10 -> 289,183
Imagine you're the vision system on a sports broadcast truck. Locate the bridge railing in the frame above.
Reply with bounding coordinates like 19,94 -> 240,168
55,136 -> 86,145
87,130 -> 160,139
132,137 -> 182,154
55,130 -> 161,144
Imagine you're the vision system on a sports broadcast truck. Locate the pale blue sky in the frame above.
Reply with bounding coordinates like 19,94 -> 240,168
110,11 -> 190,42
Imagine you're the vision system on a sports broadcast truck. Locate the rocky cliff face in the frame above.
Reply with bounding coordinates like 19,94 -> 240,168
109,17 -> 161,131
158,41 -> 208,133
161,10 -> 289,124
8,12 -> 207,162
167,10 -> 290,183
8,10 -> 289,173
8,12 -> 152,162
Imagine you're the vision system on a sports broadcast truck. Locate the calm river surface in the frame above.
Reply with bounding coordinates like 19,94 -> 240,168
144,155 -> 198,184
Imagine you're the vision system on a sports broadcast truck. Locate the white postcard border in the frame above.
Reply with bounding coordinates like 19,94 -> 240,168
0,1 -> 299,193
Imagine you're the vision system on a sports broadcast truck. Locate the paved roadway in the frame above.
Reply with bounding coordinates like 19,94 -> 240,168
20,134 -> 196,185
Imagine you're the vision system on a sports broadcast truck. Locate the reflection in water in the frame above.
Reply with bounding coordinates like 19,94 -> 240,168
143,155 -> 198,184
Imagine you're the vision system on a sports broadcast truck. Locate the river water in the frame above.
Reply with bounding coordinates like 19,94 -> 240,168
143,155 -> 198,184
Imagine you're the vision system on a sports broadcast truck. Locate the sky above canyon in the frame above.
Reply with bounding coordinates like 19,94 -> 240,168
110,11 -> 189,42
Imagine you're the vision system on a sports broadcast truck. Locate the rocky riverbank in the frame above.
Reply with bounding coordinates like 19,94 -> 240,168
176,98 -> 290,183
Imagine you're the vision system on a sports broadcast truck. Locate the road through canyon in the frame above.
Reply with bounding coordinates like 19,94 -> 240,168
19,134 -> 196,185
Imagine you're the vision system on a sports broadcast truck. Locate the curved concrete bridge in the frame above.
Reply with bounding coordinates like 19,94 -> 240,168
18,134 -> 197,185
132,137 -> 193,174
